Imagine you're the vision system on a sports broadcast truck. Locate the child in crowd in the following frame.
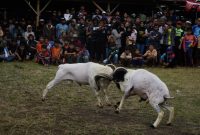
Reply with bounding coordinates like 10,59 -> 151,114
15,40 -> 27,61
120,46 -> 132,67
180,28 -> 196,66
51,40 -> 61,65
36,45 -> 50,66
76,46 -> 90,63
26,34 -> 37,60
160,46 -> 176,68
143,44 -> 157,66
62,42 -> 77,63
132,49 -> 143,67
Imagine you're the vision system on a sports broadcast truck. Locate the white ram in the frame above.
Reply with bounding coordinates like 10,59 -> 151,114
42,62 -> 115,107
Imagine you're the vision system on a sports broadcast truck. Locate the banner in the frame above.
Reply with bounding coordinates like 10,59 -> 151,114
186,0 -> 200,12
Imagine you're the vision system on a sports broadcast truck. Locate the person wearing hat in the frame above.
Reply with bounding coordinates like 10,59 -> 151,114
160,46 -> 176,68
55,17 -> 69,38
24,25 -> 35,41
36,18 -> 45,40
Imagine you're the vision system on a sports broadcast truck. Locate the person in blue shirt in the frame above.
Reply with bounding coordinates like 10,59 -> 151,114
192,18 -> 200,66
56,18 -> 69,39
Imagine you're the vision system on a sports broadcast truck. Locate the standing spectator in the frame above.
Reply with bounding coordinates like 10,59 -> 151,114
43,20 -> 55,41
175,21 -> 184,66
85,19 -> 94,60
36,19 -> 46,40
111,22 -> 123,49
181,28 -> 196,67
148,25 -> 162,51
78,18 -> 86,47
192,18 -> 200,66
163,21 -> 176,50
8,19 -> 15,39
137,21 -> 148,54
56,18 -> 69,39
94,20 -> 107,62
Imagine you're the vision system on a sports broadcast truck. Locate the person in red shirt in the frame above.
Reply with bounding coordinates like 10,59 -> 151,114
36,44 -> 50,66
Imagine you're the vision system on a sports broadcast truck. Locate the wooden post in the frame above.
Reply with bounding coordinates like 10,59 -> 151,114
92,0 -> 104,12
107,1 -> 111,13
3,8 -> 7,20
36,0 -> 40,27
110,3 -> 120,14
24,0 -> 52,28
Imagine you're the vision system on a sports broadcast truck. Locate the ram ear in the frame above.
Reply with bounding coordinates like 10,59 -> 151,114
112,67 -> 128,82
106,64 -> 116,71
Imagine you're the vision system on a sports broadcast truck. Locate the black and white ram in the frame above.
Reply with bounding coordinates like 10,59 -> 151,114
112,67 -> 174,128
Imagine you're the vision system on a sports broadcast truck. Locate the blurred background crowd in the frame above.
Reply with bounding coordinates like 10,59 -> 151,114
0,1 -> 200,68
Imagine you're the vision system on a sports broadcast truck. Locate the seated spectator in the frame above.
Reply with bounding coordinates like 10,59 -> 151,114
36,37 -> 45,54
62,42 -> 76,63
132,49 -> 143,67
26,34 -> 37,60
15,40 -> 27,61
36,45 -> 50,66
120,46 -> 132,67
0,42 -> 15,62
76,46 -> 90,63
51,40 -> 61,65
160,46 -> 176,68
143,45 -> 157,66
103,35 -> 119,64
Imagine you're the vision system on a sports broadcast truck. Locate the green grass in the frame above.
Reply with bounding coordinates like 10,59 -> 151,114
0,62 -> 200,135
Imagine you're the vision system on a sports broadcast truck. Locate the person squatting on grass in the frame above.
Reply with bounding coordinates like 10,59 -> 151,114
36,44 -> 50,66
160,46 -> 176,68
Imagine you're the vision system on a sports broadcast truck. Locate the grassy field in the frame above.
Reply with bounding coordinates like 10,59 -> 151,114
0,62 -> 200,135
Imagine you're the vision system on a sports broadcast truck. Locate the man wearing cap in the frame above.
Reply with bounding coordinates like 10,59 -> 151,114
192,18 -> 200,66
36,19 -> 45,40
55,17 -> 69,39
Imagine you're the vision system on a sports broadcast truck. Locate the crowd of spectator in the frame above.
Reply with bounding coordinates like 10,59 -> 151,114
0,5 -> 200,68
